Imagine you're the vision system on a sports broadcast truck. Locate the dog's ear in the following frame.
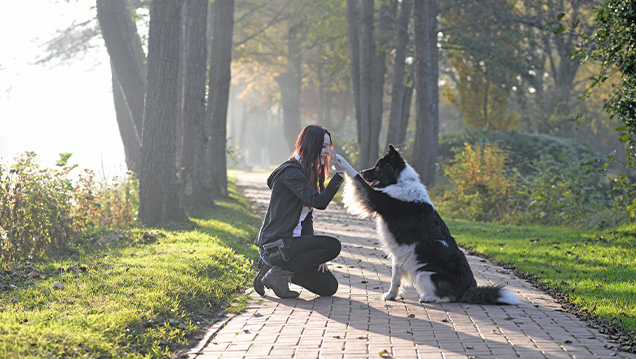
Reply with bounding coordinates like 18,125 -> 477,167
389,144 -> 396,153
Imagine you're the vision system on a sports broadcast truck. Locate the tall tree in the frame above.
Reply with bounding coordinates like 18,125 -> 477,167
180,0 -> 213,210
346,0 -> 395,167
205,0 -> 235,198
346,0 -> 362,163
386,0 -> 413,149
411,0 -> 439,186
111,65 -> 143,171
358,0 -> 374,168
369,1 -> 396,159
275,20 -> 304,152
96,0 -> 146,171
96,0 -> 146,170
139,0 -> 185,224
509,0 -> 596,134
440,0 -> 520,131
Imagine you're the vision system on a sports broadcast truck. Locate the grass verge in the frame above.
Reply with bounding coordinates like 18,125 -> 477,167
448,218 -> 636,347
0,181 -> 260,358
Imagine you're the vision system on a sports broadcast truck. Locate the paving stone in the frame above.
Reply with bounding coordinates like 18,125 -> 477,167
186,172 -> 636,359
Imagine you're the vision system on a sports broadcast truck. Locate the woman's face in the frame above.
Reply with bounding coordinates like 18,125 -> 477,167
320,133 -> 331,165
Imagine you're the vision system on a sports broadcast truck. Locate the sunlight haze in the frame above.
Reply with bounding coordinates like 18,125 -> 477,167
0,1 -> 126,176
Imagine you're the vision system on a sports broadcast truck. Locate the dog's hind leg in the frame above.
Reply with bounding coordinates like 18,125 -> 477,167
414,272 -> 453,303
383,260 -> 403,300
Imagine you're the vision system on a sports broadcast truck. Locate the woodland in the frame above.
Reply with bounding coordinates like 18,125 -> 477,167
2,1 -> 636,357
3,0 -> 636,247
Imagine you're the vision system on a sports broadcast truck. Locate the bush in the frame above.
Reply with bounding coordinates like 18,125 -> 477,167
440,139 -> 636,228
443,142 -> 521,222
0,152 -> 137,262
439,127 -> 602,174
519,152 -> 609,226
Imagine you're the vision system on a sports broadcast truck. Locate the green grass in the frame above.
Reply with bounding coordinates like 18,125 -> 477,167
0,181 -> 260,358
447,218 -> 636,336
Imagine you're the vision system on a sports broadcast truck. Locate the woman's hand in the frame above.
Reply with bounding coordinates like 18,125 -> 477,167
317,263 -> 329,273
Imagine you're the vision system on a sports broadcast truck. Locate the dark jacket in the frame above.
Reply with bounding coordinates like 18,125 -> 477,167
255,159 -> 344,247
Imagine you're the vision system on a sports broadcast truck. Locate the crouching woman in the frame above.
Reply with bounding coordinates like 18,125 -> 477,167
253,124 -> 353,298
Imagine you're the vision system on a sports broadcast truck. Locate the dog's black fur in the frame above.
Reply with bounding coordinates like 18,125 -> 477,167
343,145 -> 518,304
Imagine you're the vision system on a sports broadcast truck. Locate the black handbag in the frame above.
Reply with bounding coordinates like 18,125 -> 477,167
260,238 -> 290,266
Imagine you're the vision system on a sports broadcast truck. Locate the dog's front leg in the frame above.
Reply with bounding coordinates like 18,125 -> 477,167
383,260 -> 402,300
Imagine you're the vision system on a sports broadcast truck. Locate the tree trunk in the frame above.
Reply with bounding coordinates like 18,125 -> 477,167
346,0 -> 362,167
111,63 -> 141,172
399,77 -> 414,146
180,0 -> 213,210
205,0 -> 235,198
370,0 -> 396,157
386,0 -> 412,149
96,0 -> 146,146
139,0 -> 185,224
412,0 -> 439,187
358,0 -> 373,168
276,22 -> 303,152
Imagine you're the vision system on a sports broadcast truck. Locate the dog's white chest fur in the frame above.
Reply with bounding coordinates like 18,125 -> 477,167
379,164 -> 434,208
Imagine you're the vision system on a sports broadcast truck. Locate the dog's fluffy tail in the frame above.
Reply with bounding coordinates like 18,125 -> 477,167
459,285 -> 519,305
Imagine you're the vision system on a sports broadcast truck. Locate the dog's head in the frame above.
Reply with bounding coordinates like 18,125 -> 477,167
360,145 -> 407,188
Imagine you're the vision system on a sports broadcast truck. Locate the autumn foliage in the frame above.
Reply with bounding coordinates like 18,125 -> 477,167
0,152 -> 137,262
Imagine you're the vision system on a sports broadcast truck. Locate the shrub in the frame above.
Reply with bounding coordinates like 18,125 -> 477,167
443,142 -> 521,222
438,127 -> 602,174
0,152 -> 137,262
519,152 -> 610,226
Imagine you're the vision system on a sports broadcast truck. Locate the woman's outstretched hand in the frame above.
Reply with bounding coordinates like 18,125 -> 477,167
317,263 -> 329,273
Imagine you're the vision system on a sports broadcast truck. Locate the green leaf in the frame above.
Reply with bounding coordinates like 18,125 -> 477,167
619,133 -> 630,142
557,13 -> 566,21
616,126 -> 627,131
554,25 -> 566,35
56,153 -> 73,167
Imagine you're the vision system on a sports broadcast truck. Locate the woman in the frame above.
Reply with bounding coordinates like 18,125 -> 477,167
253,124 -> 356,298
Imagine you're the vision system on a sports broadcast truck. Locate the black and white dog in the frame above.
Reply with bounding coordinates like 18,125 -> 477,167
343,145 -> 519,304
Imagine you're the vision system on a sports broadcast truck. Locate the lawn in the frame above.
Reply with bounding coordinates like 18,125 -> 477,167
447,218 -> 636,339
0,182 -> 260,358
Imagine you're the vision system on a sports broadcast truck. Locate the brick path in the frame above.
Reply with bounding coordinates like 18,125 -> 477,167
187,172 -> 636,359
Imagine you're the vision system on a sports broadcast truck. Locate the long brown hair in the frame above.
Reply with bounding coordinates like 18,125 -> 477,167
290,125 -> 332,191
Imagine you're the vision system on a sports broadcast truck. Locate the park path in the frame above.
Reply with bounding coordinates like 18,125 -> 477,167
187,171 -> 636,359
